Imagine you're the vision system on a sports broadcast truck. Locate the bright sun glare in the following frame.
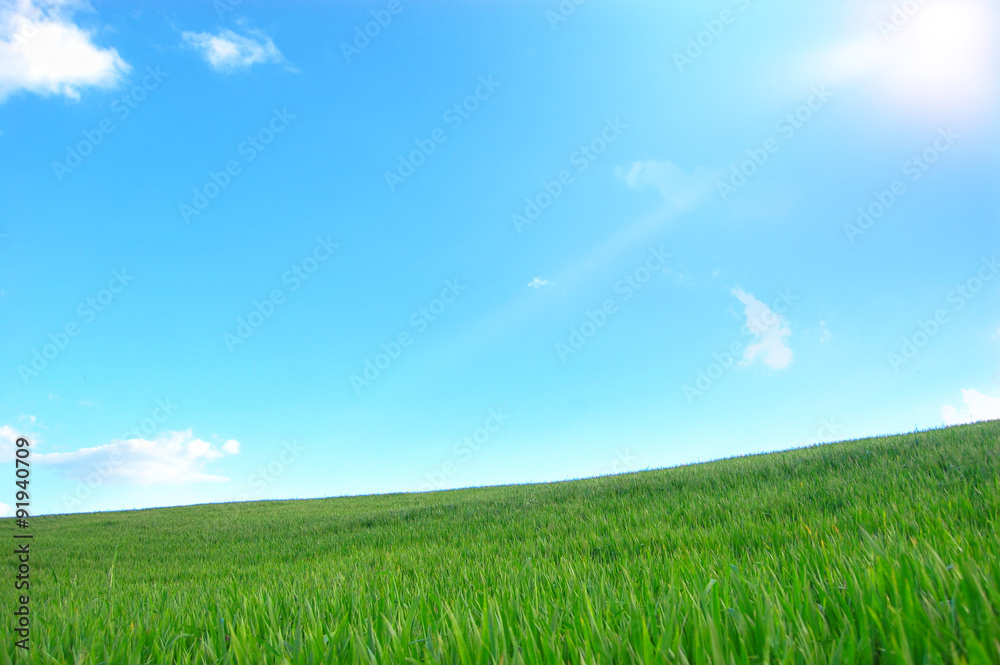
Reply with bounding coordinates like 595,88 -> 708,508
823,1 -> 999,117
884,1 -> 997,110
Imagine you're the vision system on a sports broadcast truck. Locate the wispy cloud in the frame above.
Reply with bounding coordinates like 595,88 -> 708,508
942,388 -> 1000,425
0,0 -> 130,102
527,277 -> 551,289
617,159 -> 719,211
36,429 -> 241,484
732,286 -> 793,370
182,27 -> 285,72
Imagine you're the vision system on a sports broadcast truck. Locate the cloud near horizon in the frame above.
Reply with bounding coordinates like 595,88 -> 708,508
942,388 -> 1000,426
0,0 -> 130,102
35,429 -> 241,485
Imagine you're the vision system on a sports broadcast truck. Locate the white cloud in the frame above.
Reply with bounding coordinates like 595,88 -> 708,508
78,399 -> 97,407
942,389 -> 1000,426
48,393 -> 61,402
527,277 -> 550,289
732,286 -> 793,370
0,502 -> 11,517
617,160 -> 719,211
17,414 -> 36,424
36,429 -> 241,485
0,423 -> 38,462
0,424 -> 26,461
182,28 -> 284,72
0,0 -> 130,103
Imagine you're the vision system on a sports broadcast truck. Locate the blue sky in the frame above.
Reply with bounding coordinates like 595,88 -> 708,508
1,0 -> 998,515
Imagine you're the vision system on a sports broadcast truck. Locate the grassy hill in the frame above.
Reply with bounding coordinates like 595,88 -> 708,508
5,421 -> 1000,664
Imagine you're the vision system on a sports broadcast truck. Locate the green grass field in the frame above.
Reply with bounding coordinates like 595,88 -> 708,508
5,421 -> 1000,664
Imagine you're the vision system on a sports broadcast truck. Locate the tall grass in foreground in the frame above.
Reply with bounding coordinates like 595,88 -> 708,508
4,421 -> 999,663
